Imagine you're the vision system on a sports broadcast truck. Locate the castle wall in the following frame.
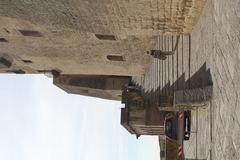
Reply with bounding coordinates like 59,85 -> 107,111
0,16 -> 153,76
0,0 -> 207,35
0,0 -> 207,76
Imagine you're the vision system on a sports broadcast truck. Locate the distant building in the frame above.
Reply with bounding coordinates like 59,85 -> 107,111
54,75 -> 131,100
121,107 -> 165,136
121,86 -> 165,136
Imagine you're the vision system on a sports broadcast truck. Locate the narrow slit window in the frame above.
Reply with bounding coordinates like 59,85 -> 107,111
37,70 -> 48,73
95,34 -> 116,40
107,55 -> 125,61
19,30 -> 43,37
22,60 -> 33,63
0,38 -> 8,42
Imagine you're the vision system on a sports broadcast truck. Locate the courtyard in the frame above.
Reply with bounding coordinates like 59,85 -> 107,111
133,0 -> 240,159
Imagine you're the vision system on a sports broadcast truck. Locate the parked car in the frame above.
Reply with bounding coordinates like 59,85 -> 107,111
164,111 -> 191,141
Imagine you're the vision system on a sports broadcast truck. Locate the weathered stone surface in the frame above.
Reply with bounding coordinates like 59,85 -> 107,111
183,0 -> 240,159
0,16 -> 153,76
133,0 -> 240,159
0,0 -> 207,76
0,0 -> 207,35
53,75 -> 130,100
174,85 -> 213,106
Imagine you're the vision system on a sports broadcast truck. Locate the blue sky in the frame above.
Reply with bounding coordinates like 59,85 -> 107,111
0,74 -> 160,160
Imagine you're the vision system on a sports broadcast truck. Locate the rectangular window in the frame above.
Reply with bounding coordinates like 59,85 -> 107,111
107,55 -> 125,61
0,38 -> 8,42
95,34 -> 116,40
22,60 -> 33,63
19,30 -> 43,37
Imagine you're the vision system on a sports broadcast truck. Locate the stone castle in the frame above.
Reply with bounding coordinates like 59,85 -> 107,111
0,0 -> 207,100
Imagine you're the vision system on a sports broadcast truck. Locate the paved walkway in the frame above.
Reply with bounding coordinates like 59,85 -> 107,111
133,0 -> 240,159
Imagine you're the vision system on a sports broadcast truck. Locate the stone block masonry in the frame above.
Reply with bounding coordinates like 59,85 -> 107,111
0,0 -> 207,36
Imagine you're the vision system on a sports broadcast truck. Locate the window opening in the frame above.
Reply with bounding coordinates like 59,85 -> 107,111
95,34 -> 116,40
19,30 -> 43,37
107,55 -> 125,61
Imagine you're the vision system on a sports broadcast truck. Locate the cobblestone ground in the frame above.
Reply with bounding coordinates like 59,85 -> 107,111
133,0 -> 240,159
